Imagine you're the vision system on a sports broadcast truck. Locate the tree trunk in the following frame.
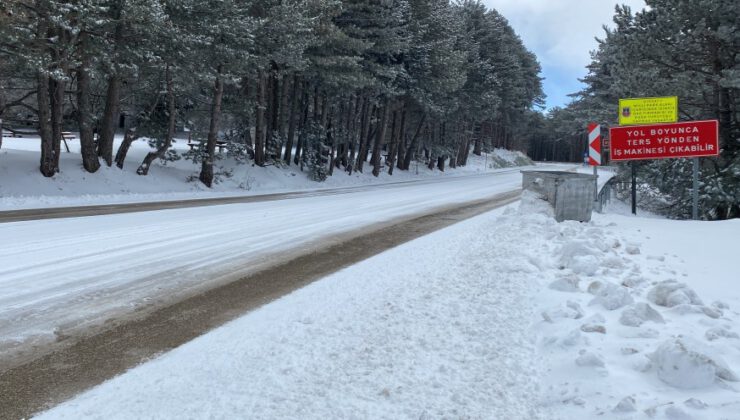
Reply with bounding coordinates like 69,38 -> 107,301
462,121 -> 472,165
456,120 -> 466,165
320,96 -> 329,128
344,96 -> 361,173
98,2 -> 125,166
402,112 -> 426,170
49,25 -> 69,171
49,76 -> 64,171
199,65 -> 224,187
313,85 -> 320,121
0,83 -> 5,150
266,71 -> 280,161
427,122 -> 437,170
339,96 -> 354,170
327,115 -> 335,177
34,7 -> 55,176
239,77 -> 253,154
388,108 -> 405,175
98,74 -> 121,166
473,126 -> 482,156
437,156 -> 445,171
328,101 -> 343,175
385,109 -> 398,170
294,82 -> 310,167
356,102 -> 374,173
371,99 -> 390,177
349,96 -> 367,174
38,71 -> 55,177
395,108 -> 407,171
114,128 -> 137,168
265,73 -> 273,160
279,73 -> 290,140
254,70 -> 266,166
137,65 -> 176,175
76,34 -> 101,173
283,74 -> 300,163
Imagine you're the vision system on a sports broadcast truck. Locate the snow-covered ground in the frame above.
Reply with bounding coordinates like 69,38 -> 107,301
35,193 -> 739,419
0,134 -> 530,210
1,163 -> 578,359
534,198 -> 739,419
0,131 -> 560,359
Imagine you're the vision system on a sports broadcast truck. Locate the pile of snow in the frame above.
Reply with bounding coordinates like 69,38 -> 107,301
488,148 -> 533,168
649,337 -> 737,389
587,281 -> 634,311
619,302 -> 665,327
522,191 -> 740,419
648,280 -> 704,308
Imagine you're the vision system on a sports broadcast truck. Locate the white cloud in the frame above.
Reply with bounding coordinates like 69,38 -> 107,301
484,0 -> 645,71
481,0 -> 646,107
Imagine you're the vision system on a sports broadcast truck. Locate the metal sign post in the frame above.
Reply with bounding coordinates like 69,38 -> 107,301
692,158 -> 699,220
587,123 -> 601,202
631,161 -> 637,215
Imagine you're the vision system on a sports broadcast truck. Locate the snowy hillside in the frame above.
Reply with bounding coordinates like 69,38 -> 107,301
0,135 -> 532,210
35,193 -> 740,419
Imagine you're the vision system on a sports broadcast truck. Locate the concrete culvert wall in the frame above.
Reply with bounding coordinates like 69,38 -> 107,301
521,171 -> 596,222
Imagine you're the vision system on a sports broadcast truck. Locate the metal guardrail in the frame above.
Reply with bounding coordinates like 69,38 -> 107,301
595,176 -> 619,213
596,176 -> 651,213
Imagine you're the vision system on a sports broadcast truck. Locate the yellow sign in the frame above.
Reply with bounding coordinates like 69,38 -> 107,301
618,96 -> 678,126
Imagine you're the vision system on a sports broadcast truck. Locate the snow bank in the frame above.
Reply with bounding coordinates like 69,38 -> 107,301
0,135 -> 537,210
519,196 -> 740,418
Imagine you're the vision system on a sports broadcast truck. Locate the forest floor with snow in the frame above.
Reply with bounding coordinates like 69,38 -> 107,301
0,134 -> 532,210
32,193 -> 739,420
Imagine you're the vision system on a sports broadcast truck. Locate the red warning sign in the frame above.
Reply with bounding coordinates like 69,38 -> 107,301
609,120 -> 719,161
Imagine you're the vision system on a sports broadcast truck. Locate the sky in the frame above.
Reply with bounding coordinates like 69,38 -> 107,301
483,0 -> 646,110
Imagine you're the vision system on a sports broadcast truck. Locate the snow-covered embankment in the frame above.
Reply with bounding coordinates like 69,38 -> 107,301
529,195 -> 740,419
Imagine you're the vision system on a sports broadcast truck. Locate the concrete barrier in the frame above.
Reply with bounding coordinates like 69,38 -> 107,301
522,171 -> 597,222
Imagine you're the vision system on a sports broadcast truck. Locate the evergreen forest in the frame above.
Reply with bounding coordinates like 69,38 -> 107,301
0,0 -> 737,219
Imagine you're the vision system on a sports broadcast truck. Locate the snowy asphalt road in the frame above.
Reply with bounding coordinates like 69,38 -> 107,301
0,166 -> 569,363
1,190 -> 524,420
0,169 -> 524,223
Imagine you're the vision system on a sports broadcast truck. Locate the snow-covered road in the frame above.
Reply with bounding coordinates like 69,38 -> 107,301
0,166 -> 568,358
34,193 -> 740,420
35,203 -> 543,420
